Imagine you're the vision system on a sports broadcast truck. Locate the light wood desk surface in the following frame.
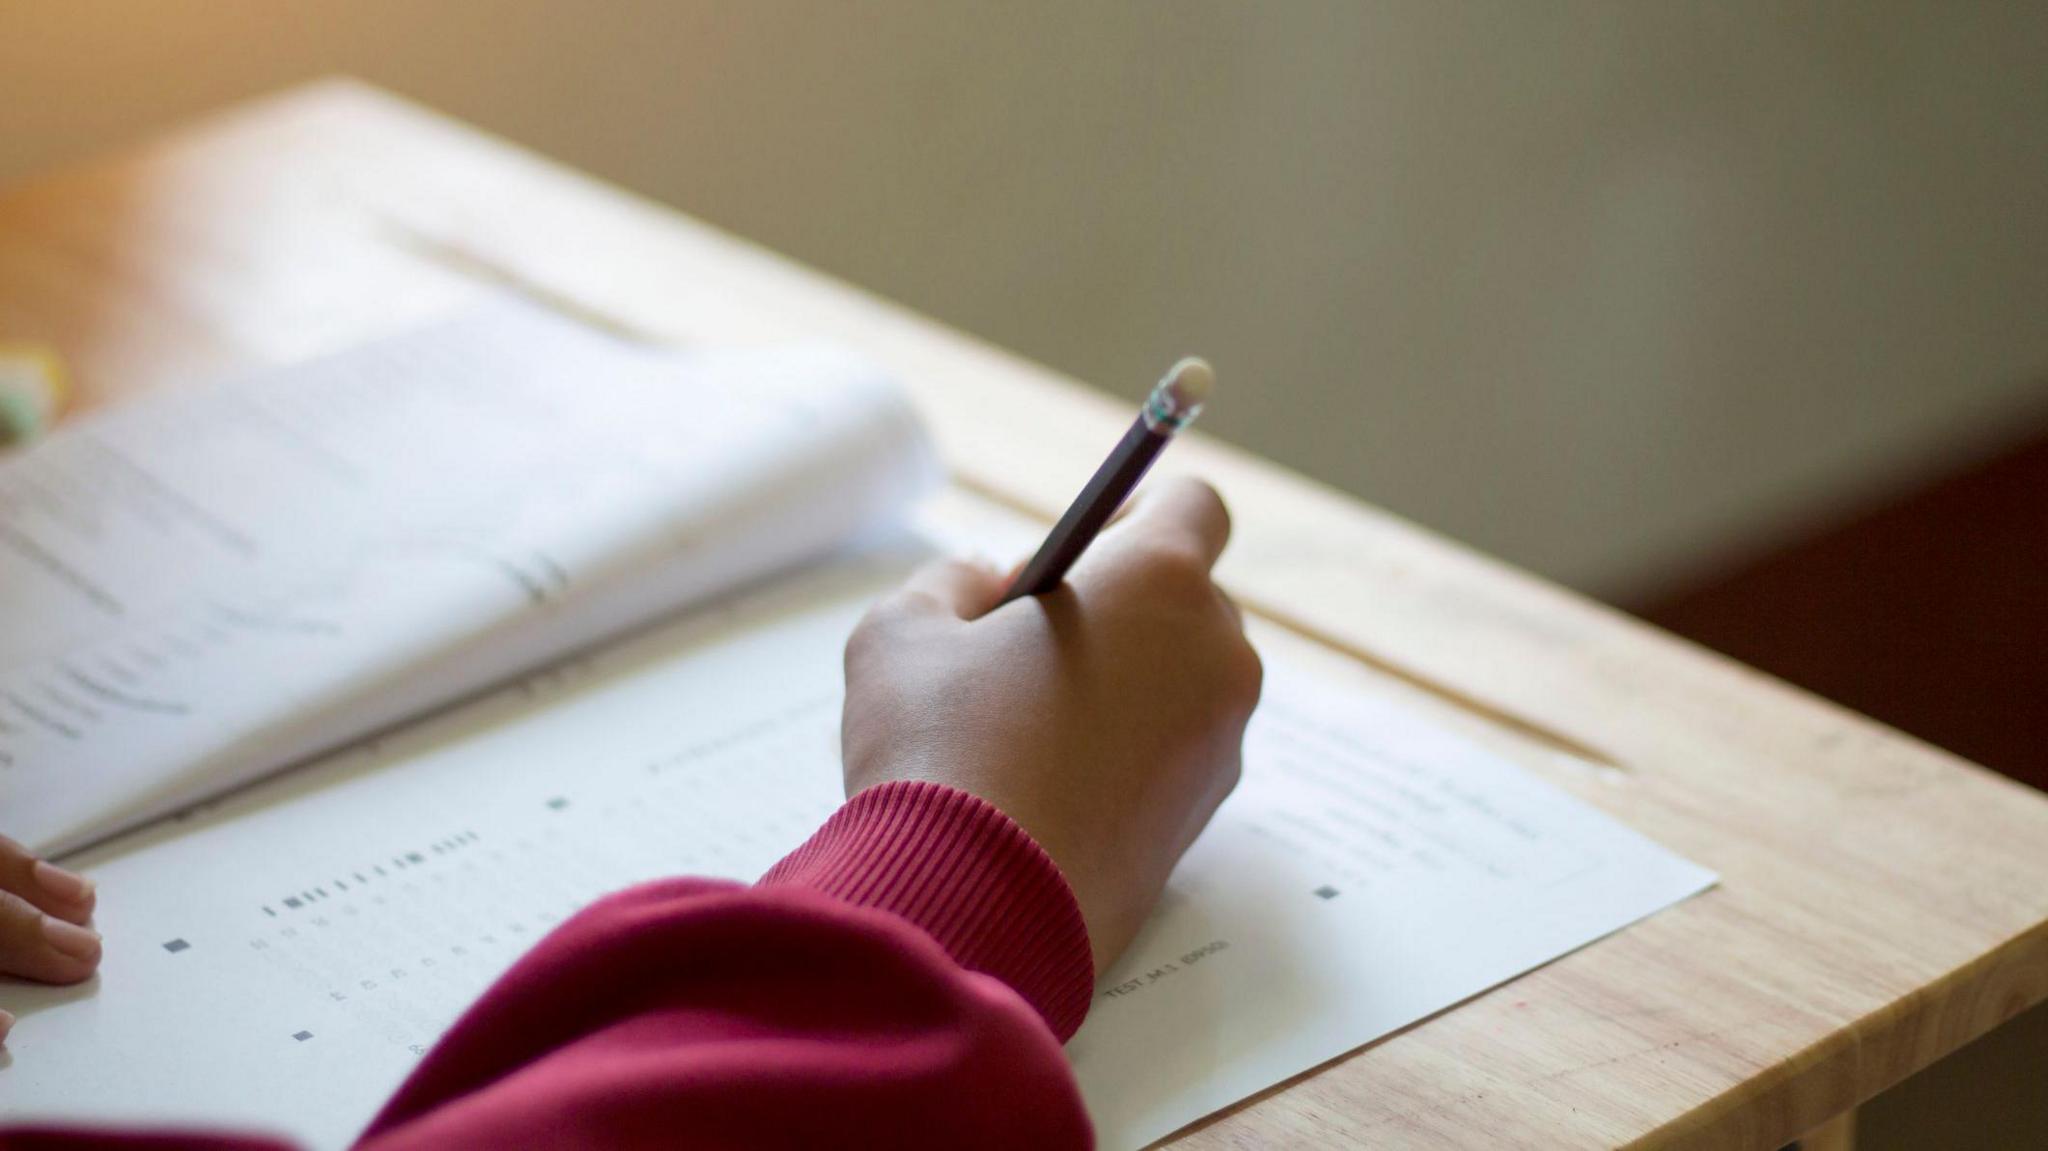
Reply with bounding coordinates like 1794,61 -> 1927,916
2,80 -> 2043,1149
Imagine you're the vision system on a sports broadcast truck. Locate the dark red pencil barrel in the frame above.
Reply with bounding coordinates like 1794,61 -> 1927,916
1000,416 -> 1169,604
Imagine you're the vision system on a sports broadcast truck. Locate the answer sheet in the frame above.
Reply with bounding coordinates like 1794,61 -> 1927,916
0,507 -> 1713,1146
0,300 -> 932,854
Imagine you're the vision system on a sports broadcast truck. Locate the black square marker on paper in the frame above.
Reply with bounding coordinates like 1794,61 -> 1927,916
545,797 -> 570,811
292,1030 -> 314,1042
162,938 -> 191,953
1313,885 -> 1341,900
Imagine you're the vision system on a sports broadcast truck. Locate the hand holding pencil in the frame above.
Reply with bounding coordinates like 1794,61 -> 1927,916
844,360 -> 1259,975
1001,357 -> 1215,604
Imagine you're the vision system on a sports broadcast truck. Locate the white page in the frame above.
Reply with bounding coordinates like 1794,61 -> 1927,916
1069,658 -> 1716,1145
0,300 -> 934,854
0,510 -> 1712,1147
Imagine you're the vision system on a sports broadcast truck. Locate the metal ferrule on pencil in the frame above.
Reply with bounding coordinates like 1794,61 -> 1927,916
1141,374 -> 1208,433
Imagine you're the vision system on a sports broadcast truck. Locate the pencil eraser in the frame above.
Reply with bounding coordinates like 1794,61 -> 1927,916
1164,357 -> 1214,409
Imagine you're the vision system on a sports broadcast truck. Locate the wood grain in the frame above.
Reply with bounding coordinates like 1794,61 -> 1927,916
2,79 -> 2043,1149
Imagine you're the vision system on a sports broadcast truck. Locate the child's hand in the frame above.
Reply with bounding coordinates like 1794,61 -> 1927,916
0,834 -> 101,1036
843,478 -> 1262,974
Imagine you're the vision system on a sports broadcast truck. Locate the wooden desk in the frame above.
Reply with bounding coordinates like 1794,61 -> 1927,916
3,80 -> 2044,1150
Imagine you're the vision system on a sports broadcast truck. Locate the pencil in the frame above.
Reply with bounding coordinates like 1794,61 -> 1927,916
998,357 -> 1215,605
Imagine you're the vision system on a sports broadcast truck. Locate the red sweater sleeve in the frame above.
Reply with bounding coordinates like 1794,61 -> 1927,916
2,781 -> 1098,1151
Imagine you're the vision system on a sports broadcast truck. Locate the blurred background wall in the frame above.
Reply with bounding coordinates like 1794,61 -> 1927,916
4,4 -> 2046,1146
4,1 -> 2046,604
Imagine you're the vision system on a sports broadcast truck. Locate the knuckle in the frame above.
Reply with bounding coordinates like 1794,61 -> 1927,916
0,888 -> 40,936
846,590 -> 948,672
844,607 -> 897,667
895,588 -> 953,617
0,835 -> 29,880
1207,751 -> 1245,808
1131,543 -> 1214,603
1227,639 -> 1265,707
864,591 -> 925,630
0,888 -> 99,984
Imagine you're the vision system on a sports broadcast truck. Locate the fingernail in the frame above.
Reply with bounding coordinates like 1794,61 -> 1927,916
0,1008 -> 15,1044
32,859 -> 94,903
41,915 -> 100,960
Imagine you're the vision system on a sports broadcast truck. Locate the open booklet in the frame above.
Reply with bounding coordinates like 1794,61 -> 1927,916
0,307 -> 1715,1146
0,299 -> 935,855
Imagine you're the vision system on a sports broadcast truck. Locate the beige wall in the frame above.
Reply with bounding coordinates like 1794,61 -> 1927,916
3,2 -> 2045,598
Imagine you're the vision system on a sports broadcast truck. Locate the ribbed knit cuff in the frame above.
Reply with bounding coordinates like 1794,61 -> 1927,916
760,780 -> 1095,1041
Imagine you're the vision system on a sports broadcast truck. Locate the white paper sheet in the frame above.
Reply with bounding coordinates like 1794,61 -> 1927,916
0,515 -> 1712,1147
0,301 -> 934,854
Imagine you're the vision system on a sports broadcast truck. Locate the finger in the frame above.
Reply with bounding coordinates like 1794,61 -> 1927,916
0,888 -> 100,984
895,558 -> 1010,621
1101,495 -> 1141,531
0,834 -> 95,924
1103,477 -> 1232,571
1217,584 -> 1246,629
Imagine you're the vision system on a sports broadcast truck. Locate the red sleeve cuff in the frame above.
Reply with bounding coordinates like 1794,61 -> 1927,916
759,780 -> 1095,1041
